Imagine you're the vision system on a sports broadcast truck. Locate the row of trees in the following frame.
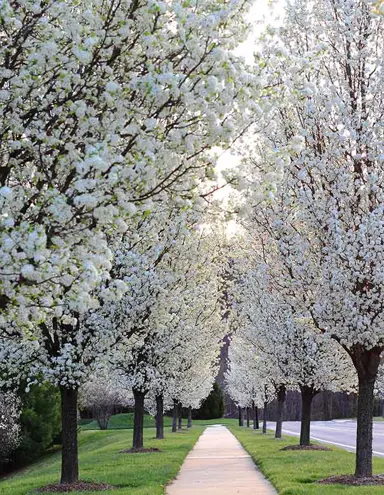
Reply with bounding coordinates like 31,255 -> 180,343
0,0 -> 257,487
226,0 -> 384,479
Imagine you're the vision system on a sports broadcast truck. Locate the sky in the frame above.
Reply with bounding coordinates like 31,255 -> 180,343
214,0 -> 285,204
210,1 -> 286,236
236,0 -> 285,62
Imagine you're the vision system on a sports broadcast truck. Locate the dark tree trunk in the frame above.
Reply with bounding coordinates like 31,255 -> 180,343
172,399 -> 178,433
253,402 -> 259,430
299,385 -> 316,446
132,389 -> 145,449
262,401 -> 267,434
187,406 -> 192,428
60,387 -> 79,485
381,398 -> 384,419
238,406 -> 243,427
246,407 -> 250,427
275,385 -> 286,439
355,374 -> 376,477
350,346 -> 382,478
155,394 -> 164,440
178,403 -> 182,429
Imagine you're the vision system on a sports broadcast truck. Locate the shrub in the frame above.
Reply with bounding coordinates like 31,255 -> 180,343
12,383 -> 61,467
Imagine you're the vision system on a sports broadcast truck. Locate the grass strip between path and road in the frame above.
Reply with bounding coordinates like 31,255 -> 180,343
229,425 -> 384,495
0,426 -> 204,495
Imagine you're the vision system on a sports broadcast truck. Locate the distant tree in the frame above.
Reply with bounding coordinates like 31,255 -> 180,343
194,383 -> 224,420
80,378 -> 132,430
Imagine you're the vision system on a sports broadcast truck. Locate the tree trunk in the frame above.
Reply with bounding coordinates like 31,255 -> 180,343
275,385 -> 286,439
299,385 -> 315,446
178,403 -> 182,429
60,387 -> 79,485
132,389 -> 145,449
355,374 -> 375,477
155,394 -> 164,440
172,399 -> 178,433
187,406 -> 192,428
238,405 -> 243,427
253,402 -> 259,430
262,401 -> 267,434
94,404 -> 113,430
344,345 -> 382,478
246,407 -> 250,427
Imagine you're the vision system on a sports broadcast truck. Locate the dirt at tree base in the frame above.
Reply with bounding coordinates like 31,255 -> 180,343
37,481 -> 113,492
318,474 -> 384,486
280,444 -> 331,451
119,447 -> 162,454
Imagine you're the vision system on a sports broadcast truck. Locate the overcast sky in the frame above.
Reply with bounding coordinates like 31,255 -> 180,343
214,0 -> 285,209
236,0 -> 285,61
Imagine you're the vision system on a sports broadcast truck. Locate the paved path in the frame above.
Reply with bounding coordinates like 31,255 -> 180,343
167,425 -> 276,495
269,420 -> 384,457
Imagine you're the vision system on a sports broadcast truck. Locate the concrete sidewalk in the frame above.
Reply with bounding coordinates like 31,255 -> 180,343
167,425 -> 277,495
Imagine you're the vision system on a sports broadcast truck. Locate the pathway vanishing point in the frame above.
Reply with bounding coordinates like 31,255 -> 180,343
167,425 -> 277,495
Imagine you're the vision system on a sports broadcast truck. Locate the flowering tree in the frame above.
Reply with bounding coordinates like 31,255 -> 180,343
0,391 -> 20,466
111,218 -> 225,448
157,227 -> 229,434
79,375 -> 132,430
178,362 -> 220,428
165,322 -> 223,431
0,0 -> 255,327
237,0 -> 384,477
231,255 -> 356,444
225,333 -> 274,430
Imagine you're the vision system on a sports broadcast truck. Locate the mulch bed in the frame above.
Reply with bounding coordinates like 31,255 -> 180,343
281,444 -> 331,451
119,447 -> 161,454
37,481 -> 113,492
318,474 -> 384,486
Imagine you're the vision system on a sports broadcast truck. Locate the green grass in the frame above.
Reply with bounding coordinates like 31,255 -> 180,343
193,417 -> 238,426
81,413 -> 238,430
79,418 -> 94,426
0,426 -> 204,495
6,415 -> 381,495
81,413 -> 174,430
229,425 -> 384,494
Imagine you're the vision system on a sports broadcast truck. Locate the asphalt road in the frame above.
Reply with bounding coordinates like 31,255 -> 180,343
268,420 -> 384,457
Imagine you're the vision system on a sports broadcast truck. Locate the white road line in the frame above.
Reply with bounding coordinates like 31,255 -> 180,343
280,428 -> 384,458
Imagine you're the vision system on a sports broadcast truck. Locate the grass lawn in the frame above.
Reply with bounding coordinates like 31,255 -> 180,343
229,425 -> 384,495
5,414 -> 383,495
81,413 -> 239,430
0,426 -> 204,495
81,413 -> 174,430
